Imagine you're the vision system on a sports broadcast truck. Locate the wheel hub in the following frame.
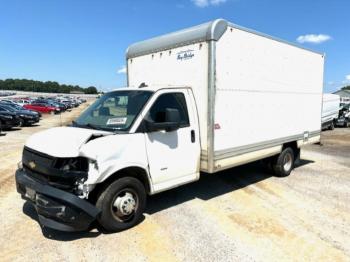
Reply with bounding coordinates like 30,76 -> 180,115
283,153 -> 292,172
113,192 -> 136,216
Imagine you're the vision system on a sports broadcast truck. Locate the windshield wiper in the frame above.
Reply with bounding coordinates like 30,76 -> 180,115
72,121 -> 115,132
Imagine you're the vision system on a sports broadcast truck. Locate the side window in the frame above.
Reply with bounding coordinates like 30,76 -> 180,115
148,92 -> 189,127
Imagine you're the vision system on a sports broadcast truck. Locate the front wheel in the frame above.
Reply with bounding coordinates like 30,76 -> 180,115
19,119 -> 25,127
96,177 -> 146,232
272,147 -> 295,177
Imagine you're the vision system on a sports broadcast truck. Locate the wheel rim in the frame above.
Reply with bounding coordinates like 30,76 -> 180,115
283,153 -> 293,172
111,188 -> 138,222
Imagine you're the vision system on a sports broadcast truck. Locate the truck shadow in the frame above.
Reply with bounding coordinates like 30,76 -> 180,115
22,202 -> 102,241
145,159 -> 313,215
22,159 -> 313,240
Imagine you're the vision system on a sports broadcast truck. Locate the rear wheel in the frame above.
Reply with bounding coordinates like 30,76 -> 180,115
272,147 -> 295,177
329,121 -> 334,130
96,177 -> 146,232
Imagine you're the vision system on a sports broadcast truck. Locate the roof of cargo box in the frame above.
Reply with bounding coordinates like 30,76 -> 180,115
126,19 -> 228,58
109,85 -> 190,93
126,19 -> 324,59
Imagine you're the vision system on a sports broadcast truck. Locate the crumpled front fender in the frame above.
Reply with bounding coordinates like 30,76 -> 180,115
79,133 -> 150,186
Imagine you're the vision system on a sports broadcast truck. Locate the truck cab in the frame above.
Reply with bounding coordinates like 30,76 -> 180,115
16,86 -> 201,231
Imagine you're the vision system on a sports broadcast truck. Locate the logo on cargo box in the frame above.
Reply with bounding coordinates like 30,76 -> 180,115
177,50 -> 194,61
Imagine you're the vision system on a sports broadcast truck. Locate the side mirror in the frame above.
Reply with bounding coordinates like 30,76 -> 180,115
144,108 -> 181,132
165,108 -> 181,123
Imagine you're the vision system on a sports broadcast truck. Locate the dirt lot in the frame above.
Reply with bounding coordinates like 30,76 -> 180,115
0,107 -> 349,262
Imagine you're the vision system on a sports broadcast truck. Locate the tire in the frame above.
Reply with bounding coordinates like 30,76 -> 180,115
50,111 -> 55,115
329,121 -> 334,130
272,147 -> 295,177
19,119 -> 25,127
96,177 -> 146,232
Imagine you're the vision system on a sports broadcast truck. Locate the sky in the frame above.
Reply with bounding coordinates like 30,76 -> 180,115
0,0 -> 349,92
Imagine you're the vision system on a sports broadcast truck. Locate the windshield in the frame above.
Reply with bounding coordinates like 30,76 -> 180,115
74,90 -> 153,131
4,104 -> 22,111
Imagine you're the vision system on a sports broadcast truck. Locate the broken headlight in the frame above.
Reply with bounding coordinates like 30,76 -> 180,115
54,157 -> 89,172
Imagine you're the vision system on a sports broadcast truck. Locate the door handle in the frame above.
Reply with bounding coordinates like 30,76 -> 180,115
191,130 -> 195,143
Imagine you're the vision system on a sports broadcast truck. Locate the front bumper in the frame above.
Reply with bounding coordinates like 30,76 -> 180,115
23,117 -> 40,125
336,118 -> 348,127
1,118 -> 20,128
15,169 -> 100,232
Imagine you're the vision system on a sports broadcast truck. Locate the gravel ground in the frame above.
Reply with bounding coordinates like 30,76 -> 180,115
0,108 -> 349,262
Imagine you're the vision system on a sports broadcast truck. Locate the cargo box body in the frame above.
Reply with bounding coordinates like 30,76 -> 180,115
127,19 -> 324,173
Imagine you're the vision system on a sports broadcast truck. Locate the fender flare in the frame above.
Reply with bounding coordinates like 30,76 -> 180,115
96,162 -> 153,194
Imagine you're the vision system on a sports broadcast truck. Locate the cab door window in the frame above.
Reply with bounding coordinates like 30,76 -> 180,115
147,93 -> 189,127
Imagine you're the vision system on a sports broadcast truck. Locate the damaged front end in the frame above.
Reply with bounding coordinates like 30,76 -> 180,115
15,146 -> 100,231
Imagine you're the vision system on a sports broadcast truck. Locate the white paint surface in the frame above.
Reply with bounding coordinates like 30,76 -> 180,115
214,27 -> 324,152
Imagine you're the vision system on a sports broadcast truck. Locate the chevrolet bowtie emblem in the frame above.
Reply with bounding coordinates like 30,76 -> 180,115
29,161 -> 36,169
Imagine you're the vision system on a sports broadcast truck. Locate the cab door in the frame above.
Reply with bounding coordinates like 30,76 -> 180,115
142,90 -> 200,190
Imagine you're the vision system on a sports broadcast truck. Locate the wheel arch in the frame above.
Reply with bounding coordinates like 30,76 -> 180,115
283,141 -> 300,162
90,166 -> 152,203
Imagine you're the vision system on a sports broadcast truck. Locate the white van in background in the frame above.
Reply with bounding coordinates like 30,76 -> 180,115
322,93 -> 340,130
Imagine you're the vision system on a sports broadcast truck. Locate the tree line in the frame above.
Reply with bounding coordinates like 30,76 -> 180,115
0,79 -> 98,94
341,85 -> 350,91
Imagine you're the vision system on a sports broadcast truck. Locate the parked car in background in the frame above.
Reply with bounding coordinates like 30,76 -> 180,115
0,110 -> 20,130
56,99 -> 74,109
14,99 -> 31,107
77,97 -> 87,103
34,100 -> 66,112
0,91 -> 16,97
0,99 -> 18,106
0,102 -> 42,118
336,104 -> 350,127
0,104 -> 40,126
24,103 -> 60,114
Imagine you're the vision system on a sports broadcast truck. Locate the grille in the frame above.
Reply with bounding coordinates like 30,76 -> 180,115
22,147 -> 78,191
22,147 -> 55,170
24,167 -> 77,191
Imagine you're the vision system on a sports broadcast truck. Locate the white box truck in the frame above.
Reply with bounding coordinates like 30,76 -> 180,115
15,19 -> 325,232
321,93 -> 340,130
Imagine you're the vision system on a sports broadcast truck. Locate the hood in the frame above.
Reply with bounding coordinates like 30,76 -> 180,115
25,126 -> 112,158
28,109 -> 40,115
0,111 -> 16,117
16,110 -> 37,116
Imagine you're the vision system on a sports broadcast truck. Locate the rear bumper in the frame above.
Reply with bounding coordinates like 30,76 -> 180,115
15,169 -> 100,232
